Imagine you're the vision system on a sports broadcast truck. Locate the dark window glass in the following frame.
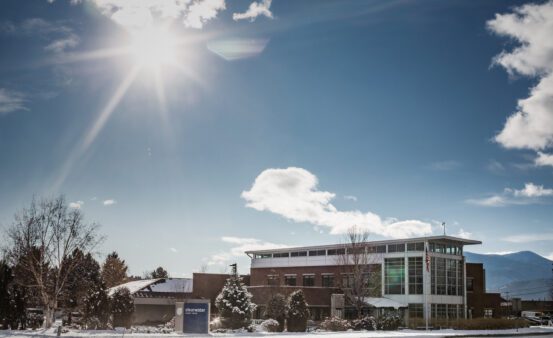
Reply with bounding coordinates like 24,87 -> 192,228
322,275 -> 334,287
385,258 -> 405,294
273,252 -> 289,258
291,251 -> 307,257
408,257 -> 423,294
467,277 -> 474,292
407,242 -> 424,252
408,303 -> 424,319
267,275 -> 279,286
303,275 -> 315,286
309,250 -> 326,256
284,275 -> 296,286
388,243 -> 405,253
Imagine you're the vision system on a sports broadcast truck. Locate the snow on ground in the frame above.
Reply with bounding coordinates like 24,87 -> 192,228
0,327 -> 552,338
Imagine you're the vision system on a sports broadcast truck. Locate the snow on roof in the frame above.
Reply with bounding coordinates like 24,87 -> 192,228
108,278 -> 192,296
362,297 -> 408,309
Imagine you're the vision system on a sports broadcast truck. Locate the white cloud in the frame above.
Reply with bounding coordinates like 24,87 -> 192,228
466,182 -> 553,207
233,0 -> 273,22
88,0 -> 225,31
103,199 -> 116,206
69,200 -> 84,209
454,228 -> 472,239
44,33 -> 79,53
502,233 -> 553,243
241,167 -> 432,237
344,195 -> 357,202
0,88 -> 26,115
535,151 -> 553,167
208,236 -> 287,265
169,247 -> 178,253
4,18 -> 80,53
488,1 -> 553,151
485,251 -> 515,255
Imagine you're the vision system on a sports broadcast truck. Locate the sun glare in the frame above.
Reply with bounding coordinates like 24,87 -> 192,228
129,27 -> 177,68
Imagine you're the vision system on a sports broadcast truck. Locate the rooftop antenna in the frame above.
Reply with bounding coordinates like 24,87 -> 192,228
442,222 -> 446,236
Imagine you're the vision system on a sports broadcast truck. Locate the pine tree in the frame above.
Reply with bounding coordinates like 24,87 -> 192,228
110,287 -> 134,328
83,281 -> 110,329
264,293 -> 286,332
215,270 -> 256,329
147,266 -> 169,279
286,290 -> 309,332
62,250 -> 102,314
0,260 -> 28,329
101,252 -> 128,288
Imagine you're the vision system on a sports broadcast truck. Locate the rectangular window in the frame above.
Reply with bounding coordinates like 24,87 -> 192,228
408,257 -> 423,294
484,309 -> 493,318
284,275 -> 296,286
432,304 -> 446,319
255,253 -> 272,259
446,259 -> 457,295
341,273 -> 354,288
466,277 -> 474,292
388,243 -> 405,253
385,258 -> 405,294
366,245 -> 386,253
327,248 -> 345,256
447,304 -> 458,320
290,251 -> 307,257
273,252 -> 289,258
309,249 -> 326,256
408,303 -> 424,319
267,275 -> 279,286
303,275 -> 315,286
322,274 -> 335,287
407,242 -> 424,252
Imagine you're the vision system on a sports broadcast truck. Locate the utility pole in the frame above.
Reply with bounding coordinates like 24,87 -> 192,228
442,222 -> 446,236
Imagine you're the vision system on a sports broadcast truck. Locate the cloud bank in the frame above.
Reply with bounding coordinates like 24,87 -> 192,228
488,1 -> 553,165
208,236 -> 286,265
0,88 -> 26,115
241,167 -> 432,237
467,182 -> 553,207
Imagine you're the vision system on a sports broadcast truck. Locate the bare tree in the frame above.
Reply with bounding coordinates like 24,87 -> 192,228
337,226 -> 382,319
3,196 -> 103,328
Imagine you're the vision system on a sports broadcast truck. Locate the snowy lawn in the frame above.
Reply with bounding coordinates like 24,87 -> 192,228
0,327 -> 552,338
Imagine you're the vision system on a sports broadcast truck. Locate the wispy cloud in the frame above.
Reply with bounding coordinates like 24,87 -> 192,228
69,200 -> 84,209
488,1 -> 553,153
485,251 -> 515,255
344,195 -> 357,202
486,159 -> 505,174
454,228 -> 472,239
2,18 -> 79,53
535,151 -> 553,168
208,236 -> 286,265
103,199 -> 117,206
241,167 -> 432,237
0,88 -> 26,115
233,0 -> 273,22
169,247 -> 178,253
429,160 -> 461,171
502,233 -> 553,243
467,182 -> 553,207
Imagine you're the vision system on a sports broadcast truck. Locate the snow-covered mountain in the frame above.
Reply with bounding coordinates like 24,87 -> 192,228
465,251 -> 552,300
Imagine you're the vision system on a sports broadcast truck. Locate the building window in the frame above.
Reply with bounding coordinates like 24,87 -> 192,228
431,304 -> 447,319
407,242 -> 424,252
388,243 -> 405,253
367,245 -> 386,253
322,274 -> 335,287
303,275 -> 315,286
327,248 -> 346,256
408,303 -> 424,319
267,275 -> 279,286
290,251 -> 307,257
466,277 -> 474,292
341,273 -> 354,288
284,275 -> 297,286
484,309 -> 493,318
255,253 -> 272,259
431,257 -> 462,296
447,304 -> 458,320
408,257 -> 423,295
446,259 -> 457,295
273,252 -> 289,258
385,258 -> 405,294
309,249 -> 326,256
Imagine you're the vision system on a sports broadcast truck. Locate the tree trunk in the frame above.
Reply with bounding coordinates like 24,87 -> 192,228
43,306 -> 54,328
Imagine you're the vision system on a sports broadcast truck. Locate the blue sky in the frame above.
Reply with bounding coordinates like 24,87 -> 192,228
1,0 -> 552,276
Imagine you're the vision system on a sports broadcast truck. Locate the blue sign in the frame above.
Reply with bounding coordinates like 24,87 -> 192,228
183,302 -> 209,334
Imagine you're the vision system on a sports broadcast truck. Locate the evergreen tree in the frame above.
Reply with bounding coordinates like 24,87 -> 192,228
83,281 -> 110,329
0,260 -> 27,329
62,250 -> 102,314
215,270 -> 256,329
101,252 -> 128,288
149,266 -> 169,279
110,287 -> 134,328
264,293 -> 286,332
286,290 -> 309,332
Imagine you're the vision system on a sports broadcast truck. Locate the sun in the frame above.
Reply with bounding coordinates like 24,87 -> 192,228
129,26 -> 177,68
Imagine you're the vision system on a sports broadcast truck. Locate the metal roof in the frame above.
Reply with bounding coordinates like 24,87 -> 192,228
245,235 -> 481,255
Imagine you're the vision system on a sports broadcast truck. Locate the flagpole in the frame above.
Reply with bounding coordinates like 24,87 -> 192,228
425,240 -> 429,331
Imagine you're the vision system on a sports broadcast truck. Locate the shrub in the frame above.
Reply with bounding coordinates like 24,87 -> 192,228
286,290 -> 310,332
375,314 -> 401,330
351,316 -> 376,331
320,316 -> 350,331
264,293 -> 286,331
260,319 -> 280,332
